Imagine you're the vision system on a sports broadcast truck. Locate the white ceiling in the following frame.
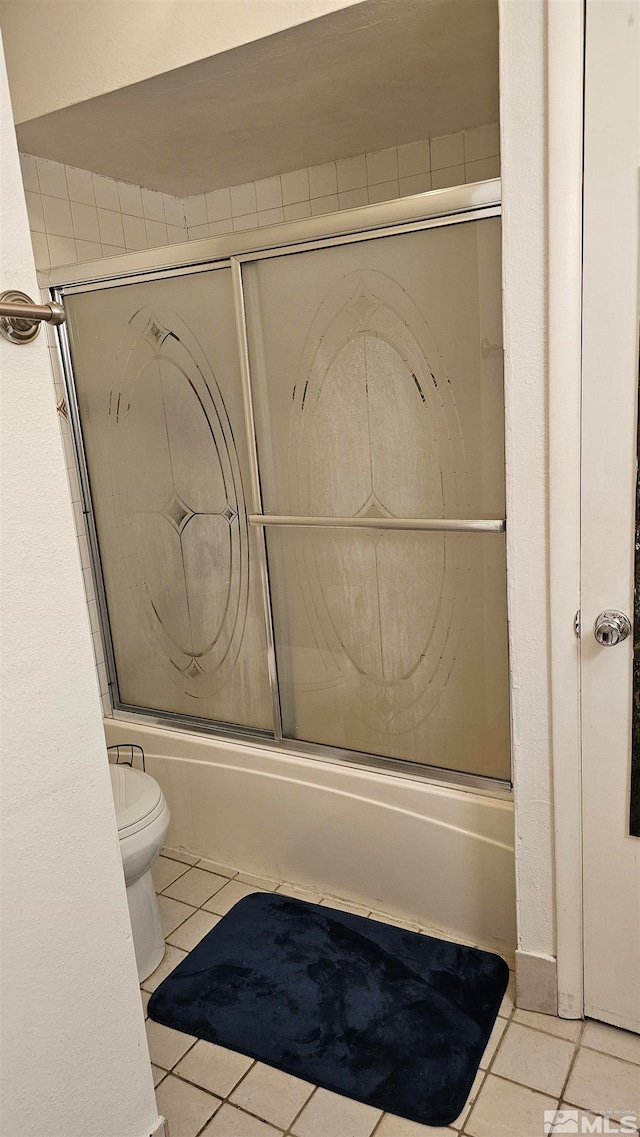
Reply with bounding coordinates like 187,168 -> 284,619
15,0 -> 499,198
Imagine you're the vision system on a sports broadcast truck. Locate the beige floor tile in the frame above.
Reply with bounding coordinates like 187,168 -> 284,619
375,1115 -> 455,1136
235,871 -> 279,890
449,1068 -> 484,1127
275,884 -> 323,903
201,1103 -> 282,1136
155,1073 -> 220,1137
491,1022 -> 575,1096
152,855 -> 190,893
141,989 -> 150,1016
151,1064 -> 165,1087
157,894 -> 197,937
479,1015 -> 508,1069
163,866 -> 229,907
582,1020 -> 640,1065
230,1062 -> 314,1129
320,897 -> 371,917
167,908 -> 221,952
175,1039 -> 254,1097
498,972 -> 515,1019
162,846 -> 200,865
145,1017 -> 196,1070
198,858 -> 238,877
203,880 -> 267,915
513,1008 -> 582,1042
565,1048 -> 640,1116
142,944 -> 188,993
465,1074 -> 558,1137
291,1088 -> 382,1137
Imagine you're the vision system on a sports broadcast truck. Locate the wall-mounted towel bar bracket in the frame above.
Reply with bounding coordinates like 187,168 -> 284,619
0,290 -> 66,344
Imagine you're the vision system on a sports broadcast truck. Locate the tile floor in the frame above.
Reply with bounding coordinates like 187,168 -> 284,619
144,850 -> 640,1137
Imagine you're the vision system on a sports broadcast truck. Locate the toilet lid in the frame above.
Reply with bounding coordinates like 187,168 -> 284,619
109,763 -> 162,834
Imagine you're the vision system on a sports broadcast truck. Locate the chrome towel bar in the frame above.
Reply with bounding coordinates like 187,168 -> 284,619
249,515 -> 506,532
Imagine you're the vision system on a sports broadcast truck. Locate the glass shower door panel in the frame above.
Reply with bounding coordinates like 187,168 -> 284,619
65,268 -> 272,729
265,527 -> 510,779
244,217 -> 504,522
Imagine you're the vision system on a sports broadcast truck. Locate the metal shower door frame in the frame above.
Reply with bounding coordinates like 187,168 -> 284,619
51,180 -> 509,794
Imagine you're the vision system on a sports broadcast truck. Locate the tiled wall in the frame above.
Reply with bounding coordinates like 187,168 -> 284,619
19,153 -> 187,272
21,122 -> 499,270
21,120 -> 499,717
182,124 -> 500,240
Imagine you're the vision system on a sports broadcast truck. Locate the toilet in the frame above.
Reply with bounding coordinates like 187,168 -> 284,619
109,762 -> 170,981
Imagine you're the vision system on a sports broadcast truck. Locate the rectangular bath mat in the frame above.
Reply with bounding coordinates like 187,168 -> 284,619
148,892 -> 508,1127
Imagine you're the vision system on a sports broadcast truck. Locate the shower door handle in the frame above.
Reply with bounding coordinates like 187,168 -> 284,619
593,610 -> 632,646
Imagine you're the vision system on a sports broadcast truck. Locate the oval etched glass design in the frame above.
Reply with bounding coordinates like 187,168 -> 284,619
66,270 -> 271,729
245,219 -> 509,777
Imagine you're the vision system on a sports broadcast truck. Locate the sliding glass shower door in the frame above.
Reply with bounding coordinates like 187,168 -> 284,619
62,205 -> 509,781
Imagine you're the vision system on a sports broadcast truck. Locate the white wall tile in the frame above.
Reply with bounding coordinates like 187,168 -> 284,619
25,191 -> 45,232
118,181 -> 144,218
208,220 -> 232,236
205,187 -> 232,222
255,176 -> 282,211
281,168 -> 309,205
101,244 -> 126,256
42,195 -> 74,238
47,234 -> 77,267
71,201 -> 100,243
36,158 -> 68,199
76,239 -> 103,262
337,155 -> 367,192
230,182 -> 257,217
258,207 -> 284,226
399,172 -> 431,196
97,208 -> 125,246
142,187 -> 165,222
366,147 -> 398,185
123,214 -> 148,250
338,188 -> 368,209
310,194 -> 339,216
308,162 -> 337,198
163,193 -> 184,227
167,224 -> 188,243
284,200 -> 311,221
19,153 -> 39,192
30,232 -> 50,270
145,219 -> 168,246
66,166 -> 95,206
397,140 -> 430,178
93,174 -> 120,211
233,212 -> 258,231
430,131 -> 464,170
465,156 -> 500,183
464,122 -> 500,163
188,223 -> 209,241
431,164 -> 465,189
368,180 -> 399,204
184,194 -> 207,227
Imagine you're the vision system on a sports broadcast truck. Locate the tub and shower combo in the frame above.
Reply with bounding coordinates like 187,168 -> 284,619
51,179 -> 515,959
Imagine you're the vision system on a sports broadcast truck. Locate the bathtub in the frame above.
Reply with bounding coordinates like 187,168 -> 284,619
104,718 -> 516,959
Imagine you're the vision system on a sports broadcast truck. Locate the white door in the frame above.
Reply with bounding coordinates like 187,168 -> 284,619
581,0 -> 640,1032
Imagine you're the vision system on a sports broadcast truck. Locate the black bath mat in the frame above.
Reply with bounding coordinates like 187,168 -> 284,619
148,892 -> 508,1127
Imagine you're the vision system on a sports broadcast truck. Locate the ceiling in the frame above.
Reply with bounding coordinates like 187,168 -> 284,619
15,0 -> 499,198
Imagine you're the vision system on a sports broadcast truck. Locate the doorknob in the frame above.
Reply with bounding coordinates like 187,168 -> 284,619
593,610 -> 632,646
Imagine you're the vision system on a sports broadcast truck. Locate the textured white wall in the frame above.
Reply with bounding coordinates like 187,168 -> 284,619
0,38 -> 160,1137
500,0 -> 555,962
0,0 -> 366,124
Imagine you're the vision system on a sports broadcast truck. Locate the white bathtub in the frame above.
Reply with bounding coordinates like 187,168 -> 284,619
105,718 -> 516,959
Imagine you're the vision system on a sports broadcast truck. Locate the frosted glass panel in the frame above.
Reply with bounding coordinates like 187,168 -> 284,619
65,269 -> 272,729
266,528 -> 510,779
245,217 -> 504,521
